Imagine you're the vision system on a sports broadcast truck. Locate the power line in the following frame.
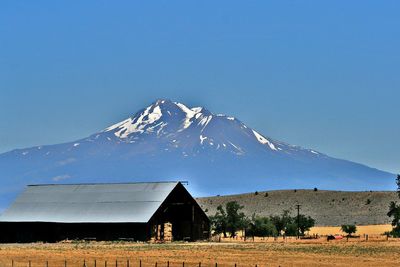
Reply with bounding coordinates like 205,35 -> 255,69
296,204 -> 301,239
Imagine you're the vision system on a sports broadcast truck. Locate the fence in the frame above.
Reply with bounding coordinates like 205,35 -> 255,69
2,260 -> 264,267
216,234 -> 397,243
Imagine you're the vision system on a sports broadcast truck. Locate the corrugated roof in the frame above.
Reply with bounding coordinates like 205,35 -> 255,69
0,182 -> 179,223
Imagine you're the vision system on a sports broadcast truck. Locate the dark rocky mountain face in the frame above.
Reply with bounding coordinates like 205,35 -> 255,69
0,99 -> 394,211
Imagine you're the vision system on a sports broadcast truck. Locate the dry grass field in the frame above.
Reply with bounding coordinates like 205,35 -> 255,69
1,238 -> 400,267
309,224 -> 392,236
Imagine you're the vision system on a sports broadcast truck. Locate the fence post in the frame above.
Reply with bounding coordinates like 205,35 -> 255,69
199,262 -> 201,267
116,259 -> 118,267
156,262 -> 158,267
12,260 -> 14,267
95,260 -> 97,267
183,262 -> 185,267
215,263 -> 218,267
46,260 -> 49,267
29,260 -> 31,267
140,260 -> 142,267
65,260 -> 67,267
167,261 -> 170,267
127,260 -> 129,267
105,260 -> 107,267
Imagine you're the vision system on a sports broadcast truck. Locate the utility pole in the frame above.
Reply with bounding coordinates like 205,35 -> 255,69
296,204 -> 301,239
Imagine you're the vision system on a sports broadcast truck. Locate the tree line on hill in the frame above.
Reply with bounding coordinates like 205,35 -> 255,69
209,201 -> 315,238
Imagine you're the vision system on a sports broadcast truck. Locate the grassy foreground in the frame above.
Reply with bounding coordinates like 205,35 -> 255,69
1,239 -> 400,267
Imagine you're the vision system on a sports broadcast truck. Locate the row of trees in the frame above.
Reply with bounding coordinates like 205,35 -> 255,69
210,201 -> 315,238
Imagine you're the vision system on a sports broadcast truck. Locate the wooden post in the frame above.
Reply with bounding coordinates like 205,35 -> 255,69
46,261 -> 49,267
155,262 -> 158,267
199,262 -> 201,267
29,260 -> 31,267
105,261 -> 107,267
140,260 -> 142,267
167,261 -> 170,267
65,260 -> 67,267
116,259 -> 118,267
183,262 -> 185,267
215,263 -> 218,267
11,260 -> 14,267
95,260 -> 97,267
127,260 -> 129,267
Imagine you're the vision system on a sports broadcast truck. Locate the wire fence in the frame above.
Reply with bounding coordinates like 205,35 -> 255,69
2,260 -> 265,267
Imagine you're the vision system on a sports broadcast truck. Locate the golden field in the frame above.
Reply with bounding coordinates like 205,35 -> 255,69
1,237 -> 400,267
309,224 -> 393,236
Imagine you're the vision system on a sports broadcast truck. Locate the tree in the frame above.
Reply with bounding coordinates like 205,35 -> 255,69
270,210 -> 316,236
210,201 -> 247,238
225,201 -> 247,237
209,205 -> 228,237
341,224 -> 357,236
246,215 -> 277,237
270,210 -> 293,236
387,174 -> 400,237
298,215 -> 315,235
285,222 -> 298,236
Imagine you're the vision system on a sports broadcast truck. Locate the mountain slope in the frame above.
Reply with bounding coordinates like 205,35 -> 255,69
0,99 -> 394,211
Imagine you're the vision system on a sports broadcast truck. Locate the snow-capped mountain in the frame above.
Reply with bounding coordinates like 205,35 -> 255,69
0,99 -> 394,210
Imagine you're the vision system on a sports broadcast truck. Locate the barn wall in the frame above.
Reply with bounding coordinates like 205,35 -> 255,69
0,222 -> 149,243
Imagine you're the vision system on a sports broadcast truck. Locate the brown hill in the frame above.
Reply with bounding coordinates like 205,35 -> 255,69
196,190 -> 398,226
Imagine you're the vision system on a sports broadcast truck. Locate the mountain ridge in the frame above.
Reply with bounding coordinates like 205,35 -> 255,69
0,99 -> 394,211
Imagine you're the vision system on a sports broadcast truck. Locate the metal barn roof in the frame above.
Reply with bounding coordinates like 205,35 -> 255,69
0,182 -> 180,223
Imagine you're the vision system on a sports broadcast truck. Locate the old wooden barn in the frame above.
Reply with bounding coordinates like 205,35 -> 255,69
0,181 -> 210,242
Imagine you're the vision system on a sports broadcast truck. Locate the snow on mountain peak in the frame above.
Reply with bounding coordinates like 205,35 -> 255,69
252,129 -> 277,151
101,99 -> 284,154
104,102 -> 163,138
175,102 -> 203,130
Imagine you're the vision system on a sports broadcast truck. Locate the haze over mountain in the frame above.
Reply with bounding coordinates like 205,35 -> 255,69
0,99 -> 394,211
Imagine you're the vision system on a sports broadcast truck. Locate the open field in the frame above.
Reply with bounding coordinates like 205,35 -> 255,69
1,239 -> 400,267
309,224 -> 392,236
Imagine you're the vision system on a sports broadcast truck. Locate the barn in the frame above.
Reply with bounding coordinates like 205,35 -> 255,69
0,181 -> 210,242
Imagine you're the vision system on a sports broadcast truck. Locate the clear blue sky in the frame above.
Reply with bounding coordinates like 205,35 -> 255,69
0,1 -> 399,174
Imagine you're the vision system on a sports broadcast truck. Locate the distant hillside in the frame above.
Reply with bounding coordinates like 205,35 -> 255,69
197,190 -> 398,226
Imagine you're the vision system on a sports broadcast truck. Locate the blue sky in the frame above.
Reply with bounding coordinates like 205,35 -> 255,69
0,1 -> 399,174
